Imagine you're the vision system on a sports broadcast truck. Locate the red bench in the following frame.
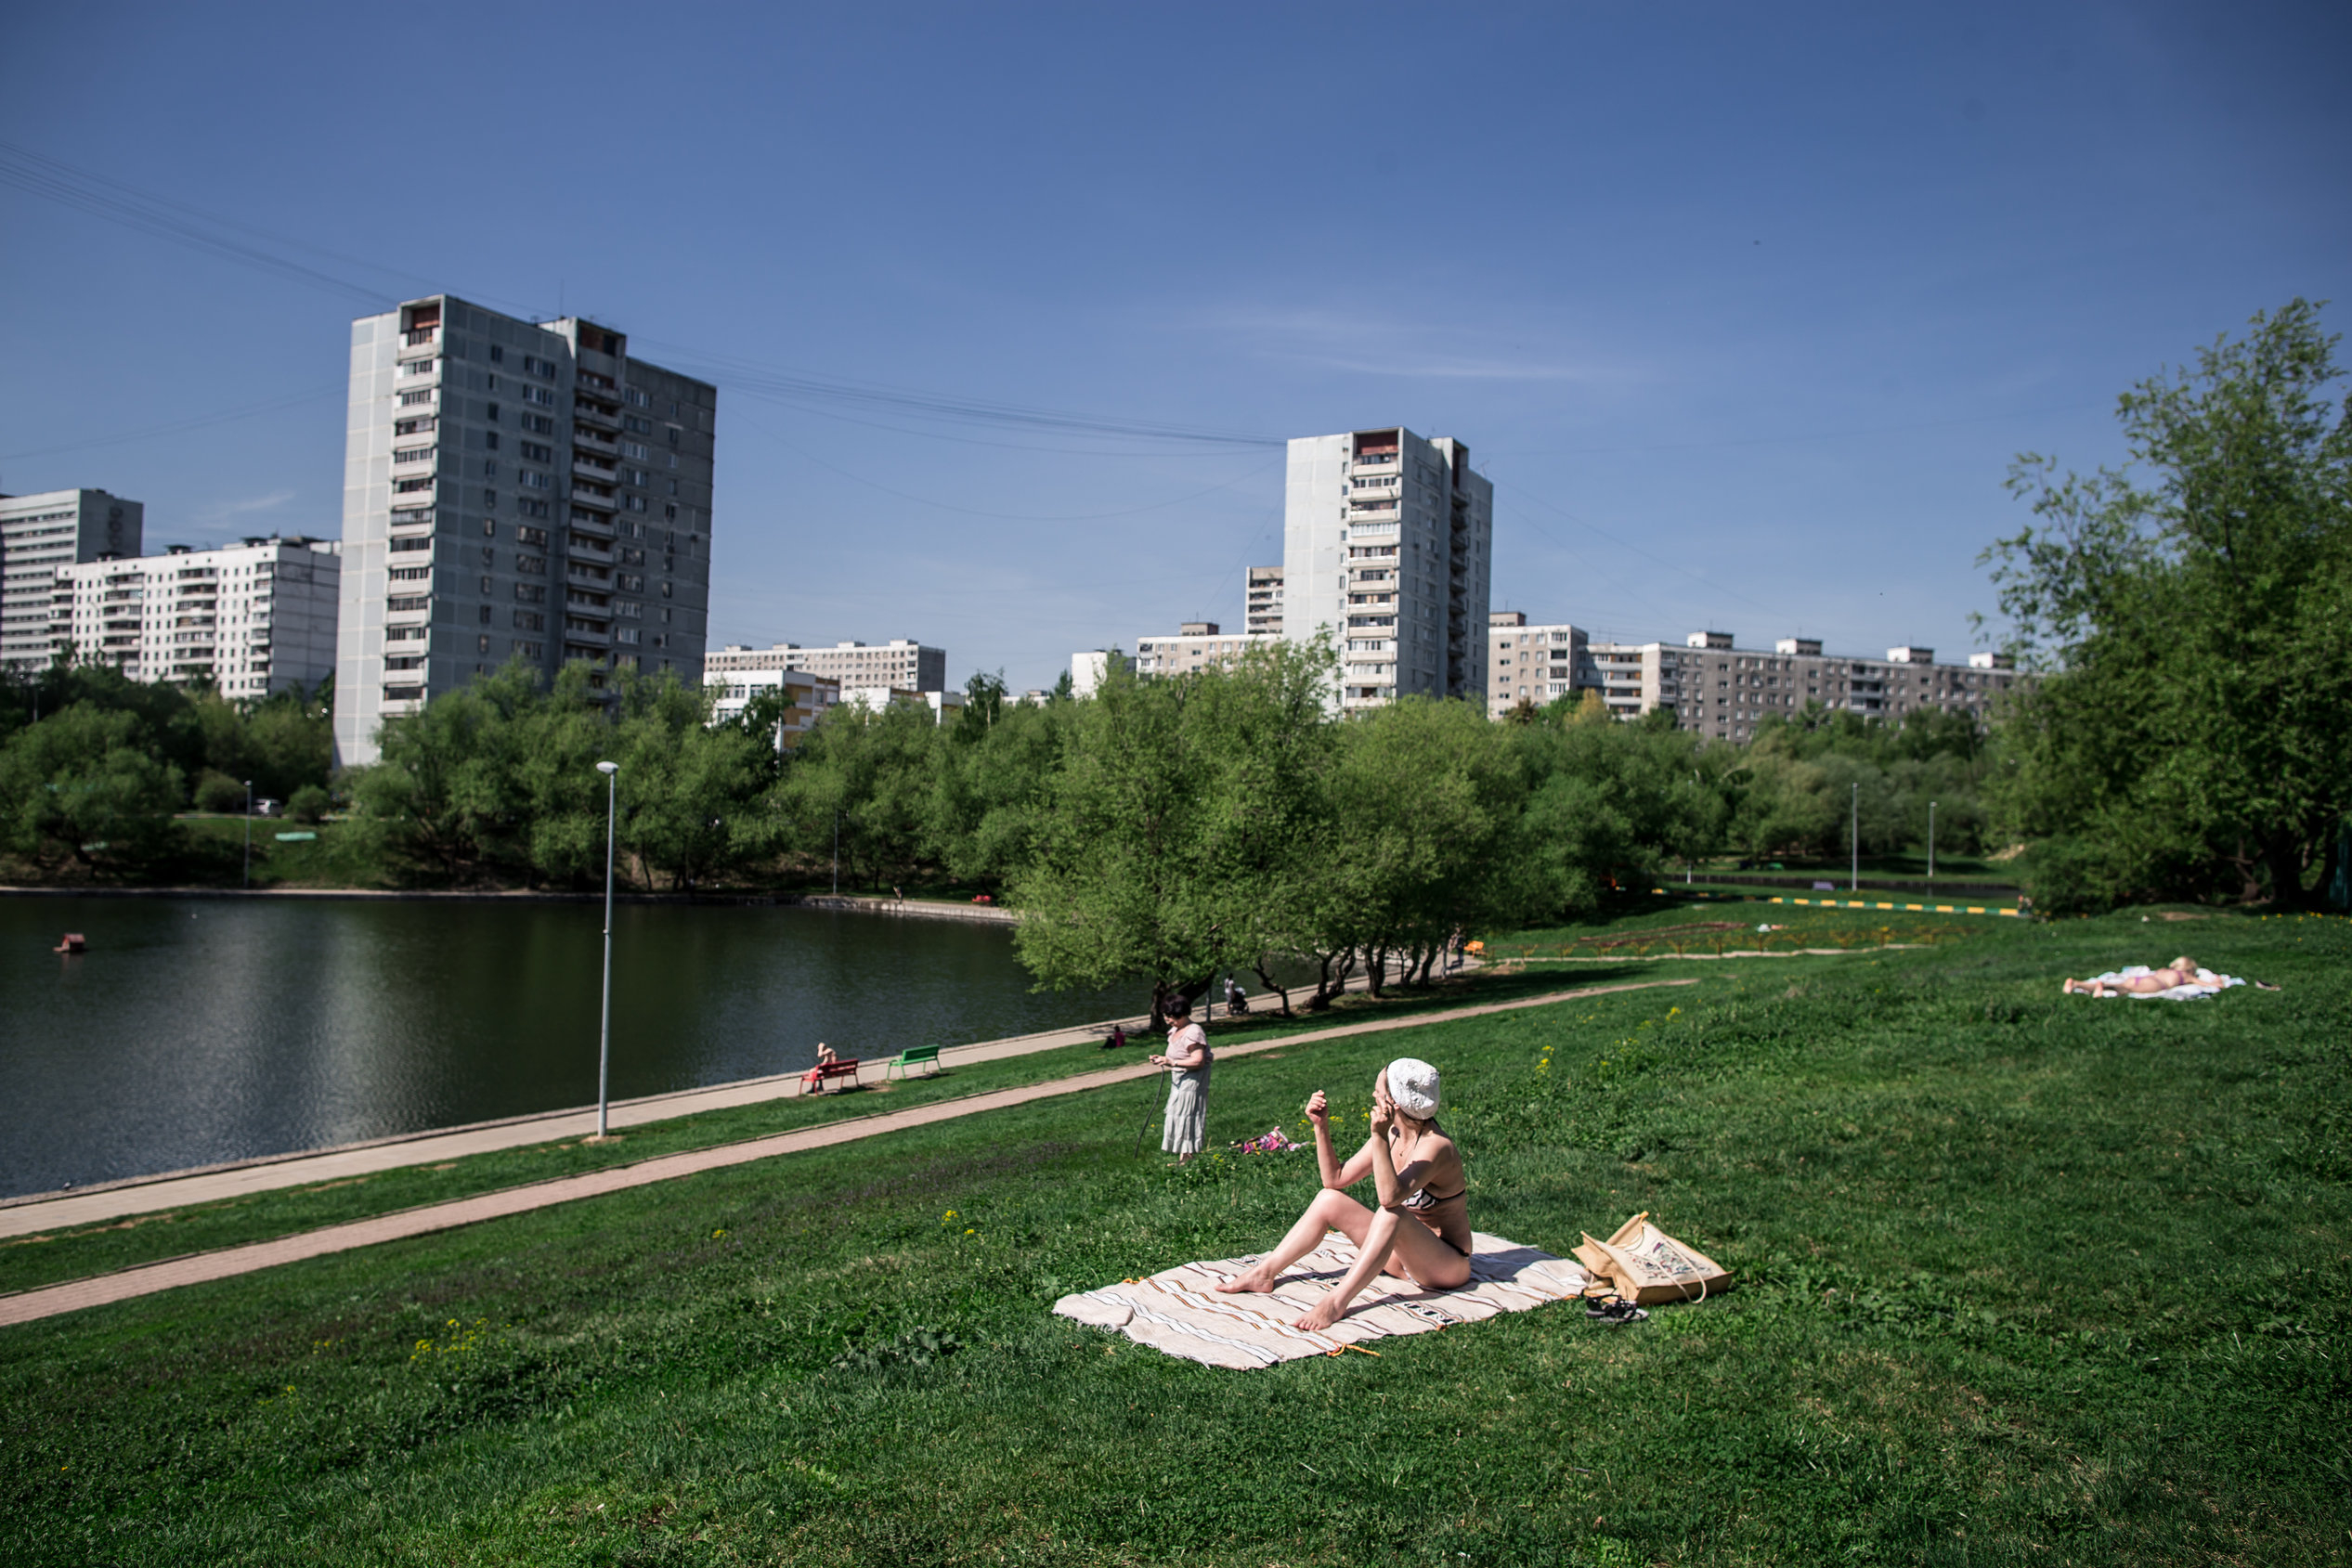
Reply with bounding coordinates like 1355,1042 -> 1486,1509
801,1057 -> 863,1095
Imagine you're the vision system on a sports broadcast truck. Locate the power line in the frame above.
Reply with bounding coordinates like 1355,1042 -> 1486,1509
1,139 -> 1280,457
0,382 -> 344,466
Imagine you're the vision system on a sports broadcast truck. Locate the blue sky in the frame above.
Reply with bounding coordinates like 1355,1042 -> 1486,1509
4,2 -> 2346,692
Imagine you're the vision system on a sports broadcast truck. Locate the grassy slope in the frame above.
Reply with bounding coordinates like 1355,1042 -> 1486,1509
0,967 -> 1674,1295
3,910 -> 2346,1566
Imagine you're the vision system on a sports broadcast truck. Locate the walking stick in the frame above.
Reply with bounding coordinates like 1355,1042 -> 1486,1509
1135,1064 -> 1163,1158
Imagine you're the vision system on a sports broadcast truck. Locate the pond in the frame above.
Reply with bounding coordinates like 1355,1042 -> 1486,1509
0,896 -> 1137,1199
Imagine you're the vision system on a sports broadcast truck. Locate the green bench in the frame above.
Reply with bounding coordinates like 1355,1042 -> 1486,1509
887,1043 -> 943,1081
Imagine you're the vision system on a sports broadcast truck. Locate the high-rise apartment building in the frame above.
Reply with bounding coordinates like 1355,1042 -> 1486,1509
1283,428 -> 1491,709
705,640 -> 946,692
334,296 -> 718,767
57,536 -> 341,697
1245,565 -> 1284,636
0,489 -> 143,674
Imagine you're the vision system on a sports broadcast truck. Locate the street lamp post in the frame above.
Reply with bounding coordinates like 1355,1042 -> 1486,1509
242,779 -> 253,891
1850,781 -> 1859,893
594,760 -> 619,1140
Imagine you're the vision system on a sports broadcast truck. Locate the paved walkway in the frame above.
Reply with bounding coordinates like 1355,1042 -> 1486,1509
0,978 -> 1695,1327
0,961 -> 1430,1239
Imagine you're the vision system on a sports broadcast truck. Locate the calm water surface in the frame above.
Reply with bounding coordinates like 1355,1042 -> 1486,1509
0,896 -> 1137,1198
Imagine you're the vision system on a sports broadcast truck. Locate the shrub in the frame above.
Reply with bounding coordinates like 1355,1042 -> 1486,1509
287,784 -> 331,824
193,770 -> 248,814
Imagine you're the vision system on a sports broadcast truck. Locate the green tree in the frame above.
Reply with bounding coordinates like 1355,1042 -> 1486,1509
1010,641 -> 1332,1019
0,703 -> 183,874
611,674 -> 778,890
1516,705 -> 1723,905
1981,300 -> 2352,908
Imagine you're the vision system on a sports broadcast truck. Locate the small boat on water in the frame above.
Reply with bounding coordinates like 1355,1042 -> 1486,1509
54,933 -> 87,954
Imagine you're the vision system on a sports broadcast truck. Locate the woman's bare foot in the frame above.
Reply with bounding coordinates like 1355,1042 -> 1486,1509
1293,1297 -> 1346,1333
2062,978 -> 2077,994
1215,1266 -> 1278,1295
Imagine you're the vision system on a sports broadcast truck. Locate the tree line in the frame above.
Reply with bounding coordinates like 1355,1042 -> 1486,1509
7,302 -> 2335,927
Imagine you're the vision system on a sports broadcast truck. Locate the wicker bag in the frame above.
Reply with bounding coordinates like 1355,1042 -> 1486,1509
1574,1212 -> 1732,1304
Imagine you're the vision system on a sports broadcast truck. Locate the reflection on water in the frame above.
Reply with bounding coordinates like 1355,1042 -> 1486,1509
0,897 -> 1135,1198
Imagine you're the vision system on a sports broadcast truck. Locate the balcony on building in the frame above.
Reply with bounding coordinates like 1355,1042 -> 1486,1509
573,426 -> 620,458
563,622 -> 612,647
570,483 -> 617,512
568,533 -> 614,563
566,508 -> 615,537
572,397 -> 620,431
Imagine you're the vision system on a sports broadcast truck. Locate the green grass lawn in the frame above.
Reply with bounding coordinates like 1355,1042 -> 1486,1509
3,908 -> 2346,1565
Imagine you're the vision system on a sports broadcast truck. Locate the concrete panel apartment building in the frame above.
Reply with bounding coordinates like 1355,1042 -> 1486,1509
704,667 -> 838,750
334,296 -> 718,767
1285,427 -> 1491,710
0,489 -> 143,675
57,536 -> 341,698
706,639 -> 945,693
1488,613 -> 2021,739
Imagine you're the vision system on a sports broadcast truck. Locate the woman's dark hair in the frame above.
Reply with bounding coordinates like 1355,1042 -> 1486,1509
1163,994 -> 1191,1018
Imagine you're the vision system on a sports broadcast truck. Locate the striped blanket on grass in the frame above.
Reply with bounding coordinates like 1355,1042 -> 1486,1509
1051,1231 -> 1589,1369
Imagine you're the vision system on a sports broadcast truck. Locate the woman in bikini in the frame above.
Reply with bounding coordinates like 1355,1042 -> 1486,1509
2062,956 -> 2220,997
1215,1057 -> 1472,1332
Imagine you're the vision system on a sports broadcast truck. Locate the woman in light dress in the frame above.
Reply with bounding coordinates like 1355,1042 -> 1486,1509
1150,994 -> 1211,1163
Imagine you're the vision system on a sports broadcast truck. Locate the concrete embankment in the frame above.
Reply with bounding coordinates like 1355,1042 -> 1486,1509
0,885 -> 1019,922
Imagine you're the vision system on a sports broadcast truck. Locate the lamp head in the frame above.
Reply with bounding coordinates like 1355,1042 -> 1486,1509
596,761 -> 619,775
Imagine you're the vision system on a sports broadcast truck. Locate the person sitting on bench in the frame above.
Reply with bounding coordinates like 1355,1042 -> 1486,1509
1214,1057 -> 1472,1331
2062,956 -> 2222,997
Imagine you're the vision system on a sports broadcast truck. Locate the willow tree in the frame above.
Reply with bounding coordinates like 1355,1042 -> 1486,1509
1009,640 -> 1332,1021
1982,299 -> 2352,908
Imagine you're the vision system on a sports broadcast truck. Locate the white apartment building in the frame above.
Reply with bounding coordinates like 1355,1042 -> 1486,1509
838,686 -> 967,722
706,639 -> 945,693
704,667 -> 838,750
1486,613 -> 2022,740
1,489 -> 143,674
1070,649 -> 1115,698
1132,622 -> 1256,679
334,296 -> 719,767
58,536 -> 341,697
1283,427 -> 1492,710
1245,565 -> 1284,636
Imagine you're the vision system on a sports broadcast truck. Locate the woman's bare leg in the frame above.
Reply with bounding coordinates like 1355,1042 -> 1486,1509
1293,1210 -> 1474,1332
1215,1190 -> 1371,1294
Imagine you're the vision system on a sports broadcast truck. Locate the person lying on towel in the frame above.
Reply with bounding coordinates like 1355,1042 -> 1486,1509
1215,1057 -> 1472,1331
2061,956 -> 2223,997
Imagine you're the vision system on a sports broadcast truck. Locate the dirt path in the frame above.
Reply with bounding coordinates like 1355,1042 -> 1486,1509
0,978 -> 1694,1327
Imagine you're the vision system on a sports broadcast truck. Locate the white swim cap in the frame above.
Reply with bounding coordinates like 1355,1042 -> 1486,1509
1385,1057 -> 1440,1119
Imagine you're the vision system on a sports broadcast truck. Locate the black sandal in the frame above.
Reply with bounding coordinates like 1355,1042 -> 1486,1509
1585,1296 -> 1648,1326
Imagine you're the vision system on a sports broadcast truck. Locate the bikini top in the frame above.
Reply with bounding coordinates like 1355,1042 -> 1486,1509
1391,1128 -> 1465,1210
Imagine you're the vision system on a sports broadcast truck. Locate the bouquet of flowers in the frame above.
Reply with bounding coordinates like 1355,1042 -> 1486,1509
1234,1125 -> 1301,1154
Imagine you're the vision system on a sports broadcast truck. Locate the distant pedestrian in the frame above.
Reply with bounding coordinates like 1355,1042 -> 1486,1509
1150,994 -> 1212,1162
1102,1023 -> 1128,1051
